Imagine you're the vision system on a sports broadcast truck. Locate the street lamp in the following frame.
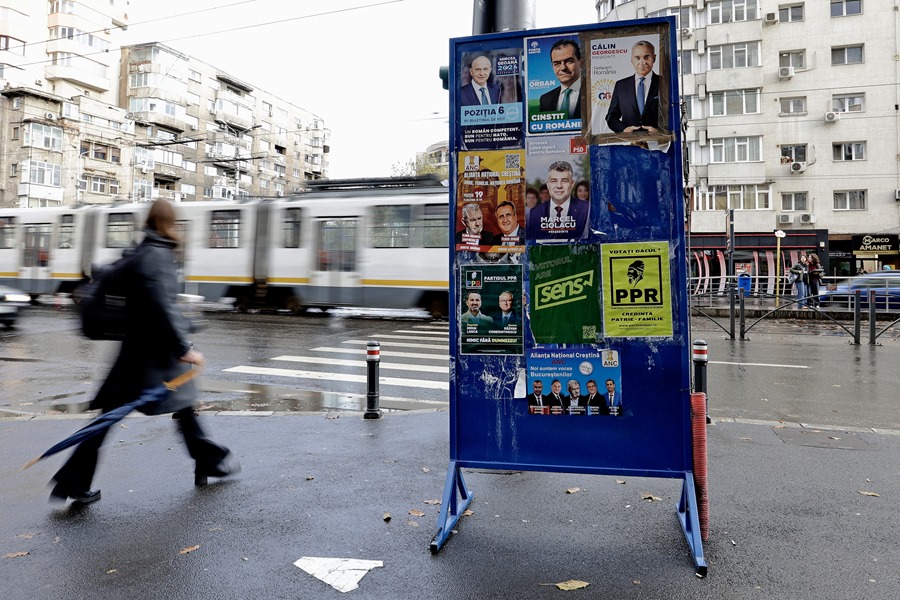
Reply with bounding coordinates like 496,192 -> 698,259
72,144 -> 89,204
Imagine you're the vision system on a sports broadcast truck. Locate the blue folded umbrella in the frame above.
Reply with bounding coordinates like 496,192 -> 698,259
22,369 -> 198,470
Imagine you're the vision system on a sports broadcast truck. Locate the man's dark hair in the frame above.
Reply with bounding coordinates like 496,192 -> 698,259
551,39 -> 582,61
547,160 -> 574,176
495,200 -> 516,214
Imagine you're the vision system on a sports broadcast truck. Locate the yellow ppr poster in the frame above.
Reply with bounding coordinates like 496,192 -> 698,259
602,241 -> 673,337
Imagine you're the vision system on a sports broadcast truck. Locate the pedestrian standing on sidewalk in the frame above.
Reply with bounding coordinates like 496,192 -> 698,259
807,254 -> 823,307
49,200 -> 238,505
790,254 -> 810,309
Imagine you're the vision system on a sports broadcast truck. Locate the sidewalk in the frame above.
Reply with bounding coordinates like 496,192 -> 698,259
2,410 -> 899,599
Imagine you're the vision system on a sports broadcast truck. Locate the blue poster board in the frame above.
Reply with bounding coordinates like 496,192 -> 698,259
434,17 -> 704,574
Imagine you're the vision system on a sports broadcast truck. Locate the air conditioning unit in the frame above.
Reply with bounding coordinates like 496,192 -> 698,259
696,40 -> 706,55
894,189 -> 900,201
799,213 -> 816,224
681,27 -> 692,38
790,161 -> 807,174
140,166 -> 150,174
824,111 -> 839,124
778,214 -> 795,225
765,12 -> 778,24
190,124 -> 199,131
778,66 -> 795,79
45,112 -> 56,120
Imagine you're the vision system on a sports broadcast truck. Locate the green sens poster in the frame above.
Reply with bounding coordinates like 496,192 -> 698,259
529,244 -> 602,344
602,241 -> 673,337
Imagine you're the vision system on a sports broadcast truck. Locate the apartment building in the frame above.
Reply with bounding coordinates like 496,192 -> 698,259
597,0 -> 899,277
1,2 -> 328,208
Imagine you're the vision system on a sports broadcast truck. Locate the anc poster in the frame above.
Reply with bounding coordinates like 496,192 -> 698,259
601,241 -> 672,337
528,244 -> 601,344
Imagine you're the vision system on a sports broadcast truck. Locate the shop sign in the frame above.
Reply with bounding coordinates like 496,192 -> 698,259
852,234 -> 898,255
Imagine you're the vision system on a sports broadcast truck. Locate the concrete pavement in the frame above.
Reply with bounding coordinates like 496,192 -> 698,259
2,404 -> 899,599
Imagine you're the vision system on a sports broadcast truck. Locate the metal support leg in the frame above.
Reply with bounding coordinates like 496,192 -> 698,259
430,461 -> 473,553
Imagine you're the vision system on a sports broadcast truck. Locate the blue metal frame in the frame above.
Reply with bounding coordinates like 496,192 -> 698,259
438,16 -> 706,574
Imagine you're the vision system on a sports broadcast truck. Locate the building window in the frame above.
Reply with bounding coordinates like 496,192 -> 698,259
780,144 -> 807,163
781,192 -> 808,211
710,89 -> 759,116
188,69 -> 201,82
25,160 -> 62,186
677,50 -> 692,76
11,126 -> 19,140
779,51 -> 805,69
833,93 -> 864,112
779,97 -> 807,115
709,0 -> 758,24
24,123 -> 63,151
831,0 -> 862,17
371,205 -> 411,248
709,42 -> 760,70
833,142 -> 865,161
697,184 -> 770,211
832,45 -> 863,65
10,163 -> 18,176
209,210 -> 241,248
834,190 -> 866,210
0,35 -> 26,55
283,208 -> 303,248
779,4 -> 804,21
711,137 -> 762,163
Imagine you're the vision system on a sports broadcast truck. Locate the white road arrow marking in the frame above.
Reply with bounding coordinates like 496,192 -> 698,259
293,556 -> 383,593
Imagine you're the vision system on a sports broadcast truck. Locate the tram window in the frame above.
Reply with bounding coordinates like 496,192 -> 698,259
0,216 -> 14,249
283,208 -> 303,248
371,205 -> 410,248
317,219 -> 357,271
209,210 -> 240,248
59,214 -> 75,249
423,204 -> 448,248
106,213 -> 135,248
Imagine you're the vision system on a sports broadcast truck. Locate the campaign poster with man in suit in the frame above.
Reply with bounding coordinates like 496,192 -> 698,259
525,349 -> 623,417
458,49 -> 524,151
524,35 -> 584,135
583,30 -> 671,146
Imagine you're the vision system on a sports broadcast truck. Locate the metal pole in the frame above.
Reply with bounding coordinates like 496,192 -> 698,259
739,289 -> 747,340
364,340 -> 382,419
853,290 -> 861,345
692,340 -> 710,424
868,290 -> 877,345
728,283 -> 736,340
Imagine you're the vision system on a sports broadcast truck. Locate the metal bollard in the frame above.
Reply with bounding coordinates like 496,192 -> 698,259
364,340 -> 382,419
692,339 -> 710,424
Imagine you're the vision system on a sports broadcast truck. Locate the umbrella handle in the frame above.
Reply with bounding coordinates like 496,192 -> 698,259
164,366 -> 201,391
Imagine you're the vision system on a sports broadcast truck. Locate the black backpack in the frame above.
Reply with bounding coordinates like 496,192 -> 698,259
74,248 -> 137,341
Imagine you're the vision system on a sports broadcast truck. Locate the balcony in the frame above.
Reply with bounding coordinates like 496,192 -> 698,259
211,109 -> 253,131
129,111 -> 187,133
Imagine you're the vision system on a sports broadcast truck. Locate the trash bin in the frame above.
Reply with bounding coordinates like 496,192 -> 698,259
737,272 -> 752,294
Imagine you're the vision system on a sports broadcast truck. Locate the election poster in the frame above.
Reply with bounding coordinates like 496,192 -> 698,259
524,35 -> 584,135
582,28 -> 672,146
601,241 -> 673,337
528,243 -> 602,344
460,264 -> 524,355
458,48 -> 525,151
455,150 -> 526,263
524,135 -> 591,242
525,349 -> 623,416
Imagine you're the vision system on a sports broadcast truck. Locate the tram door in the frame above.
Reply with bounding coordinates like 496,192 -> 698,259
20,224 -> 52,294
311,217 -> 361,306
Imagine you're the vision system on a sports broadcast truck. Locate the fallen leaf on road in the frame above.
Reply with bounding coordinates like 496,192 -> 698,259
423,499 -> 441,505
632,579 -> 641,585
641,493 -> 662,502
15,533 -> 39,540
828,436 -> 842,441
406,520 -> 420,527
305,476 -> 314,481
119,423 -> 128,429
421,467 -> 431,473
858,491 -> 880,497
106,569 -> 117,574
462,509 -> 474,517
383,513 -> 391,522
615,480 -> 626,485
566,487 -> 581,494
3,552 -> 28,558
409,509 -> 426,517
325,414 -> 339,420
178,545 -> 201,555
555,579 -> 590,591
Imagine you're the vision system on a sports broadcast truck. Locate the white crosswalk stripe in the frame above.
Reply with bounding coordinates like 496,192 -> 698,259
220,323 -> 450,401
272,355 -> 448,373
224,366 -> 450,390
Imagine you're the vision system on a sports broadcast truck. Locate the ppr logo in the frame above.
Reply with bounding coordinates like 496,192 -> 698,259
534,270 -> 594,310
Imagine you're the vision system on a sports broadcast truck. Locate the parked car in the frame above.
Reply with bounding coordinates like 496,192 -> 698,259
819,271 -> 900,309
0,285 -> 32,328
